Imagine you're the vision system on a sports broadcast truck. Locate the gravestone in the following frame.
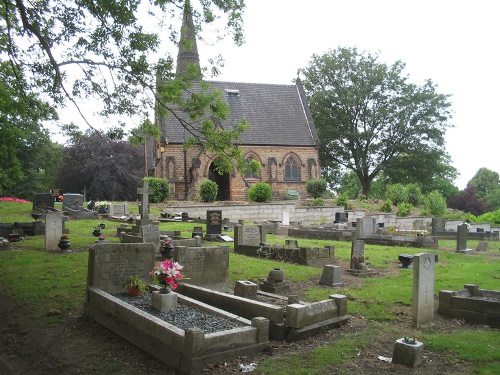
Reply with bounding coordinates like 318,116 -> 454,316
356,216 -> 376,239
33,193 -> 54,211
431,217 -> 446,235
87,243 -> 156,293
476,241 -> 488,251
334,212 -> 348,223
456,223 -> 473,253
108,203 -> 129,217
206,210 -> 222,239
45,212 -> 63,251
349,240 -> 365,270
63,193 -> 84,211
136,180 -> 155,225
141,223 -> 161,253
412,253 -> 435,328
234,225 -> 265,247
175,245 -> 229,289
282,211 -> 290,226
319,265 -> 342,287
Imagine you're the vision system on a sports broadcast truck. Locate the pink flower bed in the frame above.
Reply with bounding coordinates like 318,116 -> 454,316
0,197 -> 30,203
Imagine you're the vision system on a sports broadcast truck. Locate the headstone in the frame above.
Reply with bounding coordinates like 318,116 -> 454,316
349,240 -> 365,270
356,217 -> 376,239
141,223 -> 161,252
456,223 -> 472,253
44,212 -> 63,251
87,243 -> 156,293
476,241 -> 488,251
176,245 -> 229,289
412,253 -> 435,328
108,203 -> 129,217
234,280 -> 258,299
431,217 -> 446,235
334,212 -> 348,223
63,193 -> 84,211
206,210 -> 222,238
136,180 -> 155,224
33,193 -> 54,211
319,265 -> 342,287
282,211 -> 290,226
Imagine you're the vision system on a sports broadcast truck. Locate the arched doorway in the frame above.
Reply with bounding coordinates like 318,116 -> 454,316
208,162 -> 230,201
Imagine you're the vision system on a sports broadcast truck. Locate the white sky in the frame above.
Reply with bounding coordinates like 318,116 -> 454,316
56,0 -> 499,190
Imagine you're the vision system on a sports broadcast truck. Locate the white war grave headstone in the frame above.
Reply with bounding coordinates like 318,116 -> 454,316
45,212 -> 63,251
412,253 -> 435,328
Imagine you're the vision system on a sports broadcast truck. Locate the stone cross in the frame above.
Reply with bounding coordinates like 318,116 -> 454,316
137,180 -> 155,220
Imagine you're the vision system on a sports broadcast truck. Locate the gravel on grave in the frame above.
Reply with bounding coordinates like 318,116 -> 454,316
113,293 -> 245,333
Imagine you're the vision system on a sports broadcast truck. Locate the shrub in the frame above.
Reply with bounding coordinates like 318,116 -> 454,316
305,178 -> 327,199
143,177 -> 170,203
199,179 -> 218,202
397,202 -> 413,217
311,198 -> 324,206
406,183 -> 423,206
424,190 -> 447,216
247,182 -> 272,202
380,200 -> 392,213
386,183 -> 408,205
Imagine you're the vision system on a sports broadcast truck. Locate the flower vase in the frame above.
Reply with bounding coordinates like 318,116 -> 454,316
152,290 -> 177,312
58,239 -> 71,251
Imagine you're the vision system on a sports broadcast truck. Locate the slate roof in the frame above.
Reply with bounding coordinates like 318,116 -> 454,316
159,80 -> 320,147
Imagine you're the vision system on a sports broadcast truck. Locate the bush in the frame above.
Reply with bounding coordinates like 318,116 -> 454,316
397,202 -> 413,217
305,178 -> 327,199
311,198 -> 324,206
199,179 -> 218,202
386,183 -> 408,205
424,190 -> 447,216
247,182 -> 272,202
406,183 -> 423,206
143,177 -> 170,203
380,200 -> 392,213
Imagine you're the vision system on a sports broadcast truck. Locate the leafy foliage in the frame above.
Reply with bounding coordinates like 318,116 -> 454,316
305,178 -> 327,198
57,132 -> 143,201
396,202 -> 413,217
385,183 -> 409,205
311,198 -> 324,206
0,61 -> 61,198
423,190 -> 447,216
199,179 -> 218,202
1,0 -> 250,174
379,200 -> 392,213
247,182 -> 272,202
300,47 -> 453,196
143,177 -> 170,203
468,167 -> 500,210
448,186 -> 489,216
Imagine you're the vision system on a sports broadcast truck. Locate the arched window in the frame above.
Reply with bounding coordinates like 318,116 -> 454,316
284,156 -> 300,181
244,156 -> 259,179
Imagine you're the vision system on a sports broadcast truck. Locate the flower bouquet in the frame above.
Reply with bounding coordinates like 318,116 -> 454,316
149,260 -> 186,292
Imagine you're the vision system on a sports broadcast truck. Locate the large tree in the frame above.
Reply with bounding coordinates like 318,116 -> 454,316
467,167 -> 500,210
300,47 -> 454,196
1,0 -> 248,173
57,131 -> 144,201
0,60 -> 62,199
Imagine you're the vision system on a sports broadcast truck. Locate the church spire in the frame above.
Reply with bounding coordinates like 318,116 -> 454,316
176,0 -> 201,78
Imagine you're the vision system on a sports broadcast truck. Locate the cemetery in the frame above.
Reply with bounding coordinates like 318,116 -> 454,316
0,194 -> 499,374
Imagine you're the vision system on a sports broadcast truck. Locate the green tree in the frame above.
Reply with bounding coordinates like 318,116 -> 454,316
0,61 -> 61,198
467,168 -> 500,210
300,47 -> 453,196
1,0 -> 248,174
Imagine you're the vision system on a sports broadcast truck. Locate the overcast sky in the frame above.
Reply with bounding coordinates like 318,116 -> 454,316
58,0 -> 499,190
198,0 -> 499,189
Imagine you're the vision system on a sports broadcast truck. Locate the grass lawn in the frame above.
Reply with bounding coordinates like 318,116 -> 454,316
0,200 -> 498,374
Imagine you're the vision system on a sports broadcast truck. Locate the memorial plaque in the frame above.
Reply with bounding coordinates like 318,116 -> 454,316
87,243 -> 156,293
63,193 -> 84,211
206,210 -> 223,235
33,193 -> 55,210
412,253 -> 435,328
45,212 -> 63,251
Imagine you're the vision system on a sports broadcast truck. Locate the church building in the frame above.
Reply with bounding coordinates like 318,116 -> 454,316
152,5 -> 321,201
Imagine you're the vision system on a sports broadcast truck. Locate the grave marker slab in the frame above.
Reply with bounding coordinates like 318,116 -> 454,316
206,210 -> 222,237
235,225 -> 264,247
141,223 -> 161,252
87,243 -> 156,293
412,253 -> 435,328
137,180 -> 155,223
319,265 -> 342,287
349,240 -> 365,270
45,212 -> 63,251
176,245 -> 229,288
33,193 -> 54,211
63,193 -> 84,211
456,223 -> 472,253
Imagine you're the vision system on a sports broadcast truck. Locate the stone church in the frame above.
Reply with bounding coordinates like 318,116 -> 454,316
151,5 -> 321,201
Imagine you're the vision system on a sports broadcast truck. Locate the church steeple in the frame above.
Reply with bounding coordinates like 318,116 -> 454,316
176,0 -> 201,78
